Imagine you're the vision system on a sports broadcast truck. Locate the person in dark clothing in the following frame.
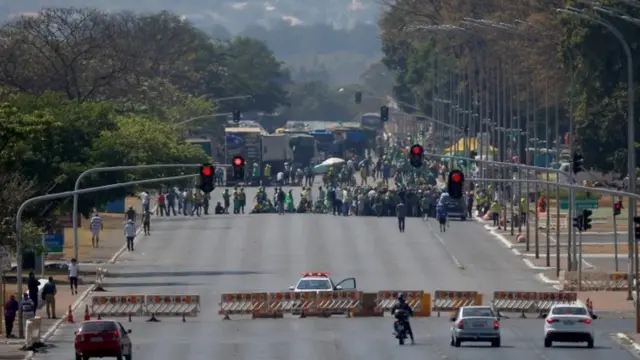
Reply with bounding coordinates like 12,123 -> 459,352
396,202 -> 406,232
390,295 -> 415,344
4,294 -> 18,337
27,272 -> 39,311
214,202 -> 225,214
125,206 -> 136,224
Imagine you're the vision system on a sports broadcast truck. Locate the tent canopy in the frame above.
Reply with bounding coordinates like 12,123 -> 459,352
444,137 -> 498,154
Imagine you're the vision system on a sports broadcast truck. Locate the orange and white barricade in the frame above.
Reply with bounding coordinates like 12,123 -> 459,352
432,290 -> 479,316
145,295 -> 201,319
218,292 -> 268,319
268,291 -> 317,315
492,291 -> 538,317
375,291 -> 424,313
536,292 -> 578,315
90,295 -> 145,318
315,291 -> 362,316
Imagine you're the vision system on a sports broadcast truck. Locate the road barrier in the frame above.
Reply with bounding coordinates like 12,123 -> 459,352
492,291 -> 538,317
219,292 -> 269,319
315,290 -> 361,315
374,291 -> 424,313
145,295 -> 200,319
560,271 -> 629,291
90,295 -> 145,317
536,292 -> 577,314
269,291 -> 317,314
432,290 -> 479,316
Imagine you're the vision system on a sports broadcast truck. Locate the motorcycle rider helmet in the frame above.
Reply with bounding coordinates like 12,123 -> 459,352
398,294 -> 405,304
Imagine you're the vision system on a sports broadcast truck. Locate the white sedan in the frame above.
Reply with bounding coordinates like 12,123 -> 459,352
544,303 -> 595,348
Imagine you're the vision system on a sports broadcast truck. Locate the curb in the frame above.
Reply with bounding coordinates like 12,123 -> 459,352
616,333 -> 640,355
24,206 -> 156,359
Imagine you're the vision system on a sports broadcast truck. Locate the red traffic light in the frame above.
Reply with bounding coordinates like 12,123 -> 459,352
451,173 -> 462,183
233,156 -> 244,167
411,144 -> 423,155
201,166 -> 213,177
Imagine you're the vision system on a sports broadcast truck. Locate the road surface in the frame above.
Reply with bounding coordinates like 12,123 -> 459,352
35,186 -> 635,360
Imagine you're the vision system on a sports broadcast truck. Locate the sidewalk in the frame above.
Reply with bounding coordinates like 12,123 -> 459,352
0,196 -> 147,355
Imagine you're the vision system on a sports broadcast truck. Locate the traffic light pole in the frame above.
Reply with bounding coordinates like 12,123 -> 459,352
72,164 -> 204,260
613,203 -> 619,271
16,173 -> 196,337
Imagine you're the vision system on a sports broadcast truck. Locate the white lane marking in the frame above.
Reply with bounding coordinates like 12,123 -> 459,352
425,222 -> 465,270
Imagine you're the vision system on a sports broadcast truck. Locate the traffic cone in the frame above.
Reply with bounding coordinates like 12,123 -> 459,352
67,305 -> 74,323
83,305 -> 90,321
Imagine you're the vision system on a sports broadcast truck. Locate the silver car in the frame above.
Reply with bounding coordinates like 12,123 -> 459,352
450,306 -> 501,347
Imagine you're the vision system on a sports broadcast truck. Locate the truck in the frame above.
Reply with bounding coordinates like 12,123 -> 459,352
225,127 -> 262,184
186,136 -> 213,159
261,134 -> 293,175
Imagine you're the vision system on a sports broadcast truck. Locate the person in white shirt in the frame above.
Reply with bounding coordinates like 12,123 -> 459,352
68,258 -> 79,295
276,171 -> 284,186
140,192 -> 150,213
124,219 -> 136,251
89,213 -> 103,248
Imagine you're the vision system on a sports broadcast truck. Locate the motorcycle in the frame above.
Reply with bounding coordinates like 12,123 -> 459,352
393,310 -> 409,345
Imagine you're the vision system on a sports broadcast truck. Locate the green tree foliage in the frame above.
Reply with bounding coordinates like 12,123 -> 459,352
379,0 -> 640,175
0,7 -> 291,247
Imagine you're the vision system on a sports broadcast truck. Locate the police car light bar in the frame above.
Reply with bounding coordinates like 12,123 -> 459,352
302,272 -> 329,277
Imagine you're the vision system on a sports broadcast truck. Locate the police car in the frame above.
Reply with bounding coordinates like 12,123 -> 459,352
288,272 -> 356,292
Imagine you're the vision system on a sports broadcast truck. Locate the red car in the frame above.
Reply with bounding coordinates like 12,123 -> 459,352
74,320 -> 133,360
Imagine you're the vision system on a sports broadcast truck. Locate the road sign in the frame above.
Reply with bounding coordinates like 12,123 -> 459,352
0,245 -> 11,271
559,199 -> 599,211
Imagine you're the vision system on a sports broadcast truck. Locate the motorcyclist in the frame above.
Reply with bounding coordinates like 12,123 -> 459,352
390,295 -> 415,344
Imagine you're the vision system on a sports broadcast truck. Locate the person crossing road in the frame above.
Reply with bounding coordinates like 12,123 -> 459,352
396,201 -> 406,232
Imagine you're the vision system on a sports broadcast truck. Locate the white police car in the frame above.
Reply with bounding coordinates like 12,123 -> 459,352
288,272 -> 356,292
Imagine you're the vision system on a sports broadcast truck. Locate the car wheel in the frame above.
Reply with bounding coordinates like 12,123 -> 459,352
587,339 -> 594,348
454,338 -> 462,347
491,339 -> 501,347
544,338 -> 552,348
461,217 -> 466,221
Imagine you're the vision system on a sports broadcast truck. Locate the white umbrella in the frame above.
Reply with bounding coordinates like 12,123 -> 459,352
321,157 -> 345,166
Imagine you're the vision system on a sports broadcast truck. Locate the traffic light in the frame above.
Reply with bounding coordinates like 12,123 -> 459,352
572,152 -> 584,174
582,209 -> 592,231
614,201 -> 623,216
354,91 -> 362,104
634,217 -> 640,241
232,109 -> 242,123
573,215 -> 583,230
199,164 -> 215,193
380,106 -> 389,122
409,144 -> 423,168
232,155 -> 245,179
447,170 -> 465,199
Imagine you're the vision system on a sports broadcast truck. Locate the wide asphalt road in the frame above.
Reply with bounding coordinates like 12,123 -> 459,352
35,185 -> 635,360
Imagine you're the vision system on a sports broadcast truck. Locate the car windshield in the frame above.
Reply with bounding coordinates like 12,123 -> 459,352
461,308 -> 495,317
80,321 -> 118,333
551,307 -> 588,315
296,279 -> 332,290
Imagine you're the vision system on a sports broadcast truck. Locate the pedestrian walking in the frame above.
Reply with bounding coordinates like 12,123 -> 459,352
124,219 -> 136,251
42,277 -> 57,319
396,201 -> 406,233
142,211 -> 151,235
90,213 -> 103,248
68,258 -> 79,295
